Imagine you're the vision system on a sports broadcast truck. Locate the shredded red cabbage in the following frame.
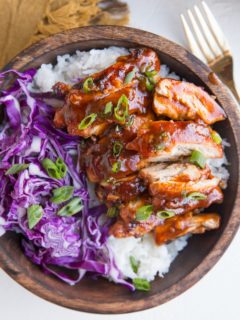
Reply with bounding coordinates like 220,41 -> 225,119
0,70 -> 134,290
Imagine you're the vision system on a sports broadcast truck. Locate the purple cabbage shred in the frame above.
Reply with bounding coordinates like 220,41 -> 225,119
0,69 -> 134,290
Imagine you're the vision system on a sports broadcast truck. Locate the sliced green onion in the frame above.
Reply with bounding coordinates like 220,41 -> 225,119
190,150 -> 206,169
112,161 -> 121,173
107,207 -> 119,218
145,70 -> 157,78
27,204 -> 43,229
113,141 -> 123,157
124,68 -> 136,84
156,210 -> 175,219
55,157 -> 67,178
145,70 -> 157,85
50,186 -> 74,204
136,205 -> 153,221
130,256 -> 140,274
78,113 -> 97,130
83,77 -> 94,93
104,101 -> 113,114
6,163 -> 29,175
145,77 -> 154,91
41,158 -> 62,179
114,94 -> 129,122
211,131 -> 222,144
186,192 -> 207,200
133,278 -> 150,291
57,197 -> 83,216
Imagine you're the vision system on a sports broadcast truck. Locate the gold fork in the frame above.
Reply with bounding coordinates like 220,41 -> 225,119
181,1 -> 240,103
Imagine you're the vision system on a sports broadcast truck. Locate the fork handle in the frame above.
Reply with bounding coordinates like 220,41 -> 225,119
210,56 -> 240,103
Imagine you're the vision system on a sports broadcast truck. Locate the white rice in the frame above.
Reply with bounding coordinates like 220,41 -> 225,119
33,47 -> 229,283
32,47 -> 128,92
108,234 -> 188,281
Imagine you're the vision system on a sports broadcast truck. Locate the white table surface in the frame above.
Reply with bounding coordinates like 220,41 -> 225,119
1,1 -> 240,319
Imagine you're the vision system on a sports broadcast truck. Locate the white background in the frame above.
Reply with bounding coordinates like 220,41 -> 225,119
1,0 -> 240,319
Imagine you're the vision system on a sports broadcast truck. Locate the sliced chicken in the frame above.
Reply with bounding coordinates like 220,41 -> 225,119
140,163 -> 223,214
140,163 -> 210,184
127,120 -> 223,161
153,78 -> 226,124
96,175 -> 146,205
154,212 -> 221,245
140,163 -> 220,198
53,48 -> 160,137
82,115 -> 153,183
152,187 -> 223,215
110,215 -> 159,238
109,197 -> 159,238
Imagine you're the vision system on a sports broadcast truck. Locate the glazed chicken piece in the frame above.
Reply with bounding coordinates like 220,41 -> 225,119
152,187 -> 223,215
153,78 -> 226,124
110,216 -> 159,238
82,114 -> 153,183
154,212 -> 221,245
96,174 -> 146,205
127,120 -> 223,162
54,48 -> 160,137
140,163 -> 223,214
140,163 -> 220,198
110,163 -> 223,238
109,197 -> 160,238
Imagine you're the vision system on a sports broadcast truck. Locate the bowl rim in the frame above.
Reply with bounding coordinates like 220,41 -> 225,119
1,25 -> 240,314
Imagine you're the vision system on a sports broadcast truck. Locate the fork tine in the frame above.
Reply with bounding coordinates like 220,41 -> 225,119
187,9 -> 214,62
180,14 -> 207,63
194,5 -> 222,57
202,1 -> 230,53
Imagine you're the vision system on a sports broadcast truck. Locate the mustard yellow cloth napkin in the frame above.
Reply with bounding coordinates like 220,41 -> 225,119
0,0 -> 129,68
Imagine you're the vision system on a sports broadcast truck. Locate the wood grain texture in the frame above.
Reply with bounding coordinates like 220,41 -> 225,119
1,26 -> 240,314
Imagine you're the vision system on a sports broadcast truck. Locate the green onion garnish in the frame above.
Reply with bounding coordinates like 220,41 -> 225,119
124,68 -> 136,84
107,207 -> 119,218
83,77 -> 94,93
135,205 -> 153,221
55,157 -> 67,178
27,204 -> 43,229
130,256 -> 140,274
145,70 -> 158,79
211,131 -> 222,144
145,77 -> 154,91
156,210 -> 175,219
104,101 -> 113,114
112,161 -> 121,173
114,94 -> 129,122
133,278 -> 150,291
50,186 -> 74,204
41,158 -> 60,179
113,141 -> 123,157
186,192 -> 207,200
78,113 -> 97,130
190,150 -> 206,169
57,197 -> 83,217
5,163 -> 29,175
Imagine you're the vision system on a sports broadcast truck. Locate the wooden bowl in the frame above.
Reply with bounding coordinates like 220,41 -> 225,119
1,26 -> 240,314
